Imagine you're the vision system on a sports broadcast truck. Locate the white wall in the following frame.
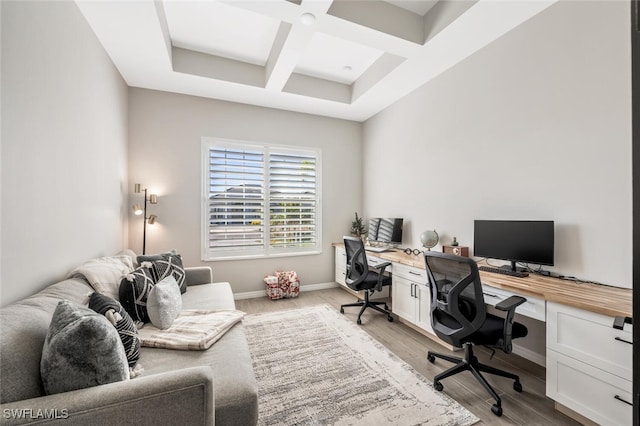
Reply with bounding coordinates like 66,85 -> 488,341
363,0 -> 631,289
128,88 -> 362,294
1,1 -> 129,306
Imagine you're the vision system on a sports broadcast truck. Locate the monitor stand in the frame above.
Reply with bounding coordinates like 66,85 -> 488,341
500,261 -> 527,273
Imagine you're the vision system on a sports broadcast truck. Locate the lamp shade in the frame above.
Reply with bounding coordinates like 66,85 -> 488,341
132,204 -> 143,215
149,194 -> 158,204
148,215 -> 157,225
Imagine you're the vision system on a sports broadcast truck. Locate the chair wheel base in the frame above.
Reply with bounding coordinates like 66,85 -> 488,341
491,404 -> 502,416
387,315 -> 393,322
357,318 -> 362,325
433,381 -> 443,391
427,354 -> 435,363
513,381 -> 522,392
339,307 -> 344,314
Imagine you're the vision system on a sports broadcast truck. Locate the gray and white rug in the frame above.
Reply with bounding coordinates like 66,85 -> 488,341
244,304 -> 479,426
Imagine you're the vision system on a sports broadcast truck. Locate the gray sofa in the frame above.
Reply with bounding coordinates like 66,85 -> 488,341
0,260 -> 258,425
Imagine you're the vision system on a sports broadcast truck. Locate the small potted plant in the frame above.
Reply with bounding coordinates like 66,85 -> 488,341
350,212 -> 367,239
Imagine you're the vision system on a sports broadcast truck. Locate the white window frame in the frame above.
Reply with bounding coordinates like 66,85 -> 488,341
201,137 -> 322,261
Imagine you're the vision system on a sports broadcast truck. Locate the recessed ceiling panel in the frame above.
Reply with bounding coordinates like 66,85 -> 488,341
163,1 -> 280,66
294,32 -> 384,85
384,0 -> 439,17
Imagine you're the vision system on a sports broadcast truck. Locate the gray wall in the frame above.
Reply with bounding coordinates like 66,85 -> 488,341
364,0 -> 631,289
1,1 -> 129,306
128,88 -> 362,294
362,1 -> 631,361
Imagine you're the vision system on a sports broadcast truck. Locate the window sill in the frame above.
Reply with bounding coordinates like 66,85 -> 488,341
202,250 -> 322,262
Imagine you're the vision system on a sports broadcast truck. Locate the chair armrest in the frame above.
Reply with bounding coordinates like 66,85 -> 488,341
494,296 -> 526,354
0,367 -> 215,425
371,261 -> 392,271
494,295 -> 526,312
373,262 -> 392,291
185,266 -> 213,286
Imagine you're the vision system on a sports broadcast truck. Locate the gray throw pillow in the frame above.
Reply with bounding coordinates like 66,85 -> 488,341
40,300 -> 129,395
147,276 -> 182,329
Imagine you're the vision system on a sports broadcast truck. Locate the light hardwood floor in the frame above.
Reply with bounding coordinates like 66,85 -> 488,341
236,287 -> 582,426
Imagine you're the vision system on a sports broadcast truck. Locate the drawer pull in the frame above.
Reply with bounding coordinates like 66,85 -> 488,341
614,336 -> 633,345
614,395 -> 633,406
483,292 -> 499,298
409,271 -> 422,276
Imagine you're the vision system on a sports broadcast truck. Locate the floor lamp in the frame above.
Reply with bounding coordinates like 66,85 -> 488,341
132,183 -> 158,255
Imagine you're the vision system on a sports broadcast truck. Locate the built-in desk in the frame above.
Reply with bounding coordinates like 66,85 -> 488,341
334,243 -> 631,317
333,243 -> 633,425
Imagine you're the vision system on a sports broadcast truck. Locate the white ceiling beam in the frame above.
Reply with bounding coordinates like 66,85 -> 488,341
263,0 -> 334,91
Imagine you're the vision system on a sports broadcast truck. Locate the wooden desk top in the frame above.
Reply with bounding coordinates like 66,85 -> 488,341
333,243 -> 632,318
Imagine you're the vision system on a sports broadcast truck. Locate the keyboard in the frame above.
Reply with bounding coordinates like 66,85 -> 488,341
365,246 -> 389,253
478,265 -> 529,278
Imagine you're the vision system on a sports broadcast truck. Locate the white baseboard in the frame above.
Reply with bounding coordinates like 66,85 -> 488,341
233,282 -> 338,300
512,343 -> 545,367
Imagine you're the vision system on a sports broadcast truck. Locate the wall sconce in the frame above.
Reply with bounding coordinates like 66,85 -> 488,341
132,183 -> 158,254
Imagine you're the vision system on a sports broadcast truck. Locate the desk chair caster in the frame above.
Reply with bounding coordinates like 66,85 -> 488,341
340,301 -> 393,325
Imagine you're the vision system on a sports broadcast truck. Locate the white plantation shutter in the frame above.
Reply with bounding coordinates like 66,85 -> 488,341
269,152 -> 317,248
203,138 -> 321,259
207,146 -> 265,251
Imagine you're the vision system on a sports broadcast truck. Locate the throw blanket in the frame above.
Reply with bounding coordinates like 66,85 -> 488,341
138,309 -> 245,351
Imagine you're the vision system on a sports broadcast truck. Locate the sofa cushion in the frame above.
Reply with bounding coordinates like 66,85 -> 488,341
66,255 -> 134,300
40,300 -> 129,395
139,282 -> 258,425
138,250 -> 187,294
119,264 -> 156,323
147,276 -> 182,330
89,292 -> 141,368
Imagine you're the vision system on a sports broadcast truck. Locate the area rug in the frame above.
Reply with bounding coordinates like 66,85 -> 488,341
243,304 -> 479,426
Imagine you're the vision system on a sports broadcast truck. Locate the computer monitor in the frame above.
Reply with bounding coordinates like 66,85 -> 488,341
473,220 -> 554,271
368,218 -> 403,246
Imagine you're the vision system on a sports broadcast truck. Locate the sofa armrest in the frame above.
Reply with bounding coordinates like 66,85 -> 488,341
0,367 -> 215,425
186,267 -> 213,286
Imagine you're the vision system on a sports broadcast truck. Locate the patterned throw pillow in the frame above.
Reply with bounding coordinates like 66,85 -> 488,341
41,300 -> 129,395
88,292 -> 141,369
137,251 -> 187,294
119,263 -> 155,323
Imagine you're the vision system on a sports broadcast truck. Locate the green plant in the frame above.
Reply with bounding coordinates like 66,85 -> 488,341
350,212 -> 367,237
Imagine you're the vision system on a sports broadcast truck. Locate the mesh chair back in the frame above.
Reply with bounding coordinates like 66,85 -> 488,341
344,236 -> 368,289
424,251 -> 486,347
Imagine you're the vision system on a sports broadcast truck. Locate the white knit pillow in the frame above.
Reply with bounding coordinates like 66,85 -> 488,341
147,276 -> 182,329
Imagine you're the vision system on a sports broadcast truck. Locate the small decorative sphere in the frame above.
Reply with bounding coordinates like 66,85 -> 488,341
420,230 -> 439,250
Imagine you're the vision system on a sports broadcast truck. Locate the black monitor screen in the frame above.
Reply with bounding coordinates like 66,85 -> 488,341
473,220 -> 554,268
368,218 -> 403,245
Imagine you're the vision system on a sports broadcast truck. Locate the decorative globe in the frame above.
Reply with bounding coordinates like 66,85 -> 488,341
420,230 -> 439,250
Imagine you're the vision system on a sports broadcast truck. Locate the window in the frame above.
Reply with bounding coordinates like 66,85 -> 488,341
202,138 -> 322,260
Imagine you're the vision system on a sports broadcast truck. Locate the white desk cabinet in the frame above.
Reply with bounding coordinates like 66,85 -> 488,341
391,263 -> 433,335
546,302 -> 633,425
334,247 -> 347,286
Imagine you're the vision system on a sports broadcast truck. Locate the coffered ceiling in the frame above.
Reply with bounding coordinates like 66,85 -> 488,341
76,0 -> 556,122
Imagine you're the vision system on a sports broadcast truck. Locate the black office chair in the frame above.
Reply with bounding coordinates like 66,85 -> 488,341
424,251 -> 528,417
339,236 -> 394,325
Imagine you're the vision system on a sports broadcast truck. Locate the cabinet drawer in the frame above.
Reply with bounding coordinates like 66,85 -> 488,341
392,262 -> 426,282
481,284 -> 546,322
547,302 -> 632,379
547,350 -> 633,426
